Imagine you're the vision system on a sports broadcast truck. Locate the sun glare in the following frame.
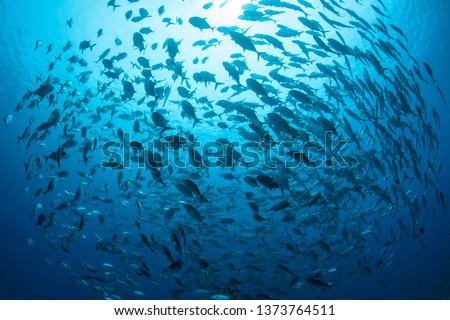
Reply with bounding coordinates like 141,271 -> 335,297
208,0 -> 250,26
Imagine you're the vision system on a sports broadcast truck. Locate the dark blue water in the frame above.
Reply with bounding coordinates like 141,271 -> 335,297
0,0 -> 449,299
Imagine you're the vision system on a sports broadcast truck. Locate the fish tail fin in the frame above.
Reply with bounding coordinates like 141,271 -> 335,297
214,82 -> 224,90
193,119 -> 202,128
191,87 -> 198,97
437,87 -> 446,103
90,43 -> 97,51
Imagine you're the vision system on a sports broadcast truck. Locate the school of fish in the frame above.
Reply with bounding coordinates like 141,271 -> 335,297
5,0 -> 447,299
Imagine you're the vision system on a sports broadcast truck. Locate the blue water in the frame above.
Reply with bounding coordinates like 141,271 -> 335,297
0,0 -> 449,299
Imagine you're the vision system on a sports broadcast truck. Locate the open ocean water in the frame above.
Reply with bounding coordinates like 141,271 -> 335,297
0,0 -> 449,300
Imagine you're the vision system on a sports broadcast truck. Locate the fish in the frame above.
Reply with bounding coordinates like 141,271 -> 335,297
107,0 -> 120,11
158,5 -> 165,16
43,176 -> 58,195
96,49 -> 111,63
246,78 -> 268,97
183,203 -> 203,223
203,2 -> 213,10
133,32 -> 146,52
140,233 -> 154,251
423,62 -> 436,83
3,114 -> 13,128
181,100 -> 201,127
44,147 -> 67,168
164,208 -> 179,225
223,62 -> 242,86
253,213 -> 269,223
193,71 -> 223,89
269,201 -> 290,211
305,277 -> 333,288
189,17 -> 214,31
6,0 -> 444,301
79,40 -> 96,53
46,44 -> 54,54
163,38 -> 180,60
30,83 -> 54,100
70,185 -> 83,207
229,31 -> 262,60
